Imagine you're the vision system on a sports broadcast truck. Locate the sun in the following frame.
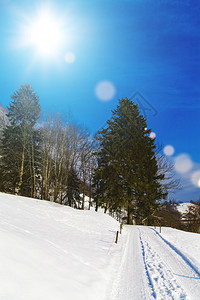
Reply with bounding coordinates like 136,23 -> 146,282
14,5 -> 75,62
29,11 -> 62,56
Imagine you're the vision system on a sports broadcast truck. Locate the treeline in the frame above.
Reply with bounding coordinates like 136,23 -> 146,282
154,200 -> 200,233
0,84 -> 94,209
0,84 -> 180,224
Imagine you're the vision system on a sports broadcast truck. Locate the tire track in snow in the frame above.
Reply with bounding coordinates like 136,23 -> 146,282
108,226 -> 153,300
142,227 -> 200,299
108,226 -> 199,299
139,233 -> 156,299
150,228 -> 200,278
139,228 -> 189,300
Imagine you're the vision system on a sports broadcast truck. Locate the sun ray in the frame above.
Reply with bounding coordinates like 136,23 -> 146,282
29,10 -> 62,56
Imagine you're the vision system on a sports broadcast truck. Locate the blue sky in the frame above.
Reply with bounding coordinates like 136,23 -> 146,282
0,0 -> 199,202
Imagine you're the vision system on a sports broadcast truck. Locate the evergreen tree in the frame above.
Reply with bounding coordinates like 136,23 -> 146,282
66,167 -> 81,208
94,98 -> 167,224
0,84 -> 41,197
0,126 -> 21,193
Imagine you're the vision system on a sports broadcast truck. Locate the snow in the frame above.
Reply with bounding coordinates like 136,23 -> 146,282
109,226 -> 200,300
176,202 -> 194,215
160,227 -> 200,273
0,192 -> 123,300
0,192 -> 200,299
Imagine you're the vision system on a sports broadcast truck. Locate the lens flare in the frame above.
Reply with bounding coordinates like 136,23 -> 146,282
174,154 -> 193,174
164,145 -> 175,156
64,52 -> 76,64
191,170 -> 200,188
149,132 -> 156,139
95,81 -> 115,101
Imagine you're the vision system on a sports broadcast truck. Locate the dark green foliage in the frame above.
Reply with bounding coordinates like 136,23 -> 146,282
7,85 -> 40,127
66,167 -> 81,208
94,98 -> 167,224
0,84 -> 41,197
0,125 -> 22,193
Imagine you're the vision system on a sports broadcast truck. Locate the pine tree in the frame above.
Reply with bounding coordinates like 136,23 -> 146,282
94,98 -> 167,224
66,167 -> 81,208
0,125 -> 21,193
0,84 -> 41,197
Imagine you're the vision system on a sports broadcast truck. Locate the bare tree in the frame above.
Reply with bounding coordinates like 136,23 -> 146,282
0,104 -> 9,145
156,146 -> 181,194
38,113 -> 95,208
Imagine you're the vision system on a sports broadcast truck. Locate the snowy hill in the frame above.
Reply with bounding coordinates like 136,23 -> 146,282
0,193 -> 124,300
177,202 -> 196,215
0,193 -> 200,299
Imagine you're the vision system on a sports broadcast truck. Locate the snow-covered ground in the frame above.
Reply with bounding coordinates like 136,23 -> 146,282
176,202 -> 194,215
0,193 -> 200,300
110,226 -> 200,300
0,193 -> 123,300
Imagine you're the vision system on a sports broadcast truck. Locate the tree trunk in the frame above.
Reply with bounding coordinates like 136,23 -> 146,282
104,203 -> 108,213
32,142 -> 36,198
95,199 -> 98,212
88,168 -> 93,210
82,179 -> 86,210
127,205 -> 133,225
18,148 -> 25,196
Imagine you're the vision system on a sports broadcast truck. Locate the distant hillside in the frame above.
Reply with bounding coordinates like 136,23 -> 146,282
177,202 -> 200,233
177,202 -> 199,217
177,202 -> 193,215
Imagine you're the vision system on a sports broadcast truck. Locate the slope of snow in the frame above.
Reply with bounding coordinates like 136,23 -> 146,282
160,227 -> 200,272
0,192 -> 124,300
1,192 -> 200,300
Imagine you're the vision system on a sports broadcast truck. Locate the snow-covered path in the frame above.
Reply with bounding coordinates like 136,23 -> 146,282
109,226 -> 200,300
